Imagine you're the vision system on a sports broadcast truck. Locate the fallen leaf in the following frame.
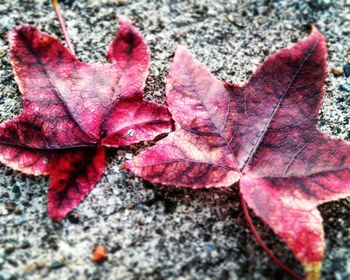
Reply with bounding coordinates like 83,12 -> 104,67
92,245 -> 108,263
126,27 -> 350,278
0,19 -> 172,220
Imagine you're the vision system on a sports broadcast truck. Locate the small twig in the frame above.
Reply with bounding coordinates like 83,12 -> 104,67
239,191 -> 303,280
51,0 -> 75,55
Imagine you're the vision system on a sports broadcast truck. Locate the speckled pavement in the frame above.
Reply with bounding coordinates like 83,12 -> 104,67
0,1 -> 349,279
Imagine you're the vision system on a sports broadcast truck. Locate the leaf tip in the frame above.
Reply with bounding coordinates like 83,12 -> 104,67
310,25 -> 326,44
117,15 -> 129,25
107,14 -> 150,70
117,15 -> 141,35
174,44 -> 191,57
304,261 -> 322,280
47,196 -> 67,221
308,24 -> 320,35
48,208 -> 64,222
9,24 -> 35,43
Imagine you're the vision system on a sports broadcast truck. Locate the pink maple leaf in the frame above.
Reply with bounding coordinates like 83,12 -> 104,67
126,27 -> 350,279
0,19 -> 172,220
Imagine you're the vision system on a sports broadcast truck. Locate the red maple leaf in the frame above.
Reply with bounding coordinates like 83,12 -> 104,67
126,27 -> 350,279
0,20 -> 172,221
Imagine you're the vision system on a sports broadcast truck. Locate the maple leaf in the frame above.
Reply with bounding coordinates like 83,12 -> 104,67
0,20 -> 172,221
126,27 -> 350,279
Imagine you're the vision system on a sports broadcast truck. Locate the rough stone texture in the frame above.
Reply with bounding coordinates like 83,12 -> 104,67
0,0 -> 349,279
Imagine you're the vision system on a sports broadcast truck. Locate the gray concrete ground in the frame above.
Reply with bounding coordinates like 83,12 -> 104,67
0,0 -> 350,279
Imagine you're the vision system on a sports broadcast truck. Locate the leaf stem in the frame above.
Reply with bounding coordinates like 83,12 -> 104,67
51,0 -> 75,55
239,191 -> 303,280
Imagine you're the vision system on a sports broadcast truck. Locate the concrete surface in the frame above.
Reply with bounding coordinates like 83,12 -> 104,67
0,0 -> 350,279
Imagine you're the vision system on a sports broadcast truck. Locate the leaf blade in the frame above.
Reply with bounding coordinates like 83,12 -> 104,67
47,146 -> 106,221
102,99 -> 173,147
106,18 -> 150,99
126,129 -> 240,188
0,20 -> 171,221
